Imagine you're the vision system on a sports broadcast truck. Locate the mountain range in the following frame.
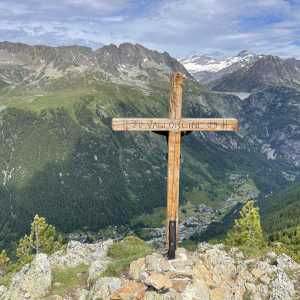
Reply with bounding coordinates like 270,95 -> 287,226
0,41 -> 299,250
181,51 -> 300,92
179,50 -> 259,84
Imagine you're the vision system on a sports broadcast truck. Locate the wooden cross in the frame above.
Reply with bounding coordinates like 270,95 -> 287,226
112,73 -> 238,259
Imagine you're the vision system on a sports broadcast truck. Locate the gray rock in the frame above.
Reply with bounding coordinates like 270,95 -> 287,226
50,239 -> 113,269
269,271 -> 295,300
88,277 -> 122,300
144,290 -> 182,300
182,279 -> 210,300
145,253 -> 171,273
0,286 -> 7,298
4,254 -> 51,300
88,258 -> 111,283
276,253 -> 299,270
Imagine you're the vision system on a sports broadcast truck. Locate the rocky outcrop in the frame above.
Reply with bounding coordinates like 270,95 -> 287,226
2,254 -> 51,300
90,243 -> 298,300
1,241 -> 299,300
49,239 -> 113,269
0,240 -> 113,300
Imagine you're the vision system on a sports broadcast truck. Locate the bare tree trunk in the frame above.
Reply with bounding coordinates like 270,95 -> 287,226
35,223 -> 40,254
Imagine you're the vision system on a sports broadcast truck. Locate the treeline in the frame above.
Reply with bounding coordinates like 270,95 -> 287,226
269,226 -> 300,261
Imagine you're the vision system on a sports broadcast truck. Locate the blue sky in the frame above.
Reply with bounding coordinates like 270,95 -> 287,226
0,0 -> 299,58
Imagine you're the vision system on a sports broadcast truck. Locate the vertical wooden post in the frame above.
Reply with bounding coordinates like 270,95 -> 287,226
166,73 -> 185,259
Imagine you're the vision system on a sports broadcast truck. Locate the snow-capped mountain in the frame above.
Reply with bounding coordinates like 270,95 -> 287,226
179,50 -> 260,83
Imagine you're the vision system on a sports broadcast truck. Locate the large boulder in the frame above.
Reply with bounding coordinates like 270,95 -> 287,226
3,254 -> 51,300
144,272 -> 172,291
276,253 -> 300,271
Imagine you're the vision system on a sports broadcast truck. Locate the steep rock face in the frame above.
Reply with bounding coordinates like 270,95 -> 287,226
95,43 -> 189,78
240,86 -> 300,167
211,55 -> 300,92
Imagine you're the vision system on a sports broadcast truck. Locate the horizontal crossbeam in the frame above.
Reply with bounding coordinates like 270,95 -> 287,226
112,118 -> 238,132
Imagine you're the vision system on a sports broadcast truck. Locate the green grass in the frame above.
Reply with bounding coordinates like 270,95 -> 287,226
180,239 -> 198,252
0,272 -> 14,287
48,264 -> 89,297
102,236 -> 153,277
130,207 -> 165,228
184,188 -> 218,208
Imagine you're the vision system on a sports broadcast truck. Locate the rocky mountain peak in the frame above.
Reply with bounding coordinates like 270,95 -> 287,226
180,50 -> 260,83
0,41 -> 190,89
95,42 -> 189,77
211,55 -> 300,92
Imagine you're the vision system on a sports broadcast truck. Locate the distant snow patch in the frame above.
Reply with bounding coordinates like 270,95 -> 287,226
261,144 -> 277,160
180,53 -> 256,73
281,171 -> 296,182
213,91 -> 251,100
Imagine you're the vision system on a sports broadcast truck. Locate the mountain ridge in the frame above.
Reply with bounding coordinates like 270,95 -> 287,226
0,41 -> 299,253
179,50 -> 261,83
0,41 -> 190,92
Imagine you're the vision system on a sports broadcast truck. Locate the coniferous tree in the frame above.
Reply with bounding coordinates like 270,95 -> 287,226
226,200 -> 266,249
0,249 -> 10,274
16,215 -> 62,261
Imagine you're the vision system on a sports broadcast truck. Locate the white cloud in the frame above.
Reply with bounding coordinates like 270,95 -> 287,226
0,0 -> 299,58
118,0 -> 300,58
62,0 -> 131,11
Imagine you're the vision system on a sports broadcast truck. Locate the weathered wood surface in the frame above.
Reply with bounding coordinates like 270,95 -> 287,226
111,72 -> 239,257
166,73 -> 184,249
112,118 -> 238,131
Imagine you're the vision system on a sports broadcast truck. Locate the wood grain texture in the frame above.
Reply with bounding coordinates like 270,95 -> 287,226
112,118 -> 238,131
111,72 -> 239,253
166,73 -> 185,246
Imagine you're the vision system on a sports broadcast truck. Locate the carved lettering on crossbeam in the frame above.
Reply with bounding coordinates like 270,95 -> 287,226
112,118 -> 238,131
112,73 -> 239,259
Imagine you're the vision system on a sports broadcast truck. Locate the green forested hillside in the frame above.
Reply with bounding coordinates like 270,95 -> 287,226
0,78 -> 293,251
261,182 -> 300,233
0,42 -> 299,252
